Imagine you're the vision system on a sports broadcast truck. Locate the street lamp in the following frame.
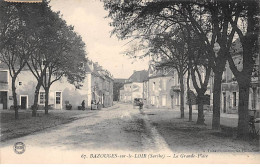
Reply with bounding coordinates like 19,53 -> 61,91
213,42 -> 220,58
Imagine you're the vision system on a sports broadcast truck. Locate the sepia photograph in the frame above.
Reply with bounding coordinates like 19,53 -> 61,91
0,0 -> 259,164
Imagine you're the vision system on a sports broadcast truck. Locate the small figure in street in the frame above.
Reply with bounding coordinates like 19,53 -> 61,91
139,99 -> 144,112
81,100 -> 85,111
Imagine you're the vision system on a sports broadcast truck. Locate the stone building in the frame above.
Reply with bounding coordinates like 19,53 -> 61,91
0,61 -> 113,110
119,70 -> 148,103
221,39 -> 259,114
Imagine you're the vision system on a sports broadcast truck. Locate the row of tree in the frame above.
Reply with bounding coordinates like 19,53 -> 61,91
0,1 -> 87,118
102,0 -> 259,139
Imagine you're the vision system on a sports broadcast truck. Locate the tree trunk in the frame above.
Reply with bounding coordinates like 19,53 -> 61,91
32,81 -> 41,117
179,71 -> 185,119
212,71 -> 222,130
237,81 -> 250,139
197,93 -> 205,125
44,87 -> 49,115
11,77 -> 18,119
188,96 -> 193,122
187,70 -> 192,122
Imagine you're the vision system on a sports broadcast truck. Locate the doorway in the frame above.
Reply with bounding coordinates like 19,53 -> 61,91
55,91 -> 62,109
223,92 -> 226,113
0,91 -> 7,109
20,95 -> 28,109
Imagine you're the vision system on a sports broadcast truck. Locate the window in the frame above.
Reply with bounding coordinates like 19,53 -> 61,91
151,96 -> 155,105
56,92 -> 61,104
39,92 -> 45,104
162,79 -> 167,91
0,71 -> 8,83
152,82 -> 156,91
162,95 -> 167,106
232,92 -> 237,107
19,82 -> 22,86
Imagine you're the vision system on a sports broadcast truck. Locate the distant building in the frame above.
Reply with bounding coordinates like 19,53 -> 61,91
86,61 -> 114,108
0,61 -> 113,110
145,66 -> 176,109
120,70 -> 148,103
119,64 -> 214,110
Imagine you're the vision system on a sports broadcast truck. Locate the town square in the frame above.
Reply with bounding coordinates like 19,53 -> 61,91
0,0 -> 259,164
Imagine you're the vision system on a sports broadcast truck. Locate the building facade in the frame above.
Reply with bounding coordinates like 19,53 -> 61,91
145,67 -> 177,109
119,65 -> 214,110
119,70 -> 148,103
0,61 -> 113,110
220,39 -> 259,114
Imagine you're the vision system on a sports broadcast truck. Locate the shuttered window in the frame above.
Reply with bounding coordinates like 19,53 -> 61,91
0,71 -> 8,83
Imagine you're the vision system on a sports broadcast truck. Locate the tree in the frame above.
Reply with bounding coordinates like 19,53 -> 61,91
180,0 -> 243,129
103,0 -> 212,123
145,28 -> 189,119
187,32 -> 212,125
41,25 -> 87,115
20,1 -> 87,116
225,1 -> 259,138
113,82 -> 124,101
186,63 -> 194,122
0,2 -> 36,119
103,0 -> 258,132
18,1 -> 55,117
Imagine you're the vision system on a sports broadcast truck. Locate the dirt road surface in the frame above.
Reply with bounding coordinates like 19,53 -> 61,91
1,103 -> 258,163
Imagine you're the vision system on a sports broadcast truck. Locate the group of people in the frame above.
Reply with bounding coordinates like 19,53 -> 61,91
81,99 -> 144,111
81,100 -> 101,110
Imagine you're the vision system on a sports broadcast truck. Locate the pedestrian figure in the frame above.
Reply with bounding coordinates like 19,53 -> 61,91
81,100 -> 85,111
139,99 -> 144,114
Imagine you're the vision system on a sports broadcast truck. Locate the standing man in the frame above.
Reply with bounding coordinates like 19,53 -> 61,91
81,100 -> 85,111
139,99 -> 143,110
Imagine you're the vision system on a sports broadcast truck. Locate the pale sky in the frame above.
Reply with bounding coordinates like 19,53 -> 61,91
49,0 -> 149,79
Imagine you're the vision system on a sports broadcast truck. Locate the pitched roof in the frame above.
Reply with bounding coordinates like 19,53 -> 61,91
148,67 -> 174,79
114,78 -> 127,83
84,63 -> 92,73
0,61 -> 30,70
127,70 -> 148,83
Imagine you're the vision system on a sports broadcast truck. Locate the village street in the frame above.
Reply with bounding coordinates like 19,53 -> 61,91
1,102 -> 258,152
0,103 -> 172,153
0,103 -> 259,163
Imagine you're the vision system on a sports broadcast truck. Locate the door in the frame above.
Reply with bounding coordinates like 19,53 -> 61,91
223,92 -> 226,113
0,91 -> 7,109
21,96 -> 27,109
162,95 -> 166,107
55,92 -> 62,109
